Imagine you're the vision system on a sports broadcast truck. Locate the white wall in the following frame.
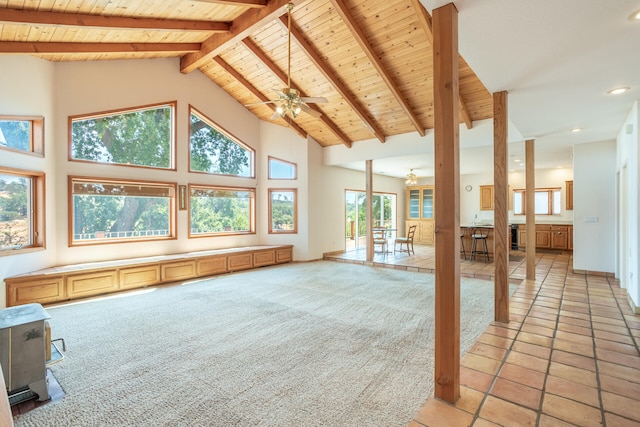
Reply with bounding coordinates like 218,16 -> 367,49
617,101 -> 639,309
0,56 -> 57,308
573,140 -> 617,274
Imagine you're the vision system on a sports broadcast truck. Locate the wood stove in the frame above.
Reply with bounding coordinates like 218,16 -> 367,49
0,303 -> 53,402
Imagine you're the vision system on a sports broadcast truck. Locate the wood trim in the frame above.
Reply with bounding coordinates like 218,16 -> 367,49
328,0 -> 425,137
493,90 -> 509,323
180,0 -> 300,73
0,42 -> 201,54
190,0 -> 267,7
365,160 -> 374,262
433,2 -> 460,404
0,8 -> 231,31
278,15 -> 386,143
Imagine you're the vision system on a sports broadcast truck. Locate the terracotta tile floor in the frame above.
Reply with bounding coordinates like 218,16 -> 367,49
325,245 -> 640,426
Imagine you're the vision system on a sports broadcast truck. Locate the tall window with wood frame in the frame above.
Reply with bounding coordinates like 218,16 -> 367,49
269,189 -> 297,233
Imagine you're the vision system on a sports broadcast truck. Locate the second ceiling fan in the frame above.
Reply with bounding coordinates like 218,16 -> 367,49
247,2 -> 328,120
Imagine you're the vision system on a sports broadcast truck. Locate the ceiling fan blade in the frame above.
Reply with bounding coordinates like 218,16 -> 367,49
245,100 -> 277,107
301,96 -> 328,104
270,109 -> 282,120
300,104 -> 322,118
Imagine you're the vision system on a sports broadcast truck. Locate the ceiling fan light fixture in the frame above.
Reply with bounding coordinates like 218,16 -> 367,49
405,169 -> 418,185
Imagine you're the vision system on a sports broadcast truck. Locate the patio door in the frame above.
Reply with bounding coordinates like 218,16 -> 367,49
345,190 -> 396,250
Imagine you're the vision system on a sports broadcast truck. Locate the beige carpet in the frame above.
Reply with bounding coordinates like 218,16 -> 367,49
14,261 -> 506,427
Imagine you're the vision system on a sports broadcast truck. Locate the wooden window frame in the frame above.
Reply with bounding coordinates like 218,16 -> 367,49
268,156 -> 297,180
0,115 -> 45,156
188,184 -> 256,238
68,176 -> 177,246
513,187 -> 562,215
0,166 -> 46,256
68,101 -> 177,170
188,105 -> 255,178
268,188 -> 297,234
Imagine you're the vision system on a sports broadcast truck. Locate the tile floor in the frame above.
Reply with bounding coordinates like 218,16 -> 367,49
325,245 -> 640,427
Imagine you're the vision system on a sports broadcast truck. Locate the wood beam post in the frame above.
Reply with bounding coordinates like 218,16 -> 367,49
366,160 -> 374,262
433,2 -> 460,404
493,91 -> 509,322
525,139 -> 536,280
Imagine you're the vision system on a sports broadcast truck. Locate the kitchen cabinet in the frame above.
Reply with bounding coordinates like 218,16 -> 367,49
406,185 -> 435,245
480,185 -> 494,210
566,181 -> 573,211
517,224 -> 572,251
550,225 -> 569,250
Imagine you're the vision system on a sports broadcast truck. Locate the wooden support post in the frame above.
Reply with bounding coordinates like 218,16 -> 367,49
433,2 -> 460,404
366,159 -> 374,262
493,91 -> 509,322
525,139 -> 536,280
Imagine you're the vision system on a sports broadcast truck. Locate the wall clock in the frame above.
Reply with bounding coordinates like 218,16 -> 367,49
465,185 -> 472,192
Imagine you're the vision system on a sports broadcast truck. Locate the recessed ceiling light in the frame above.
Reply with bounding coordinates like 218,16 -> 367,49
513,159 -> 522,163
607,87 -> 630,95
571,128 -> 582,133
628,9 -> 640,20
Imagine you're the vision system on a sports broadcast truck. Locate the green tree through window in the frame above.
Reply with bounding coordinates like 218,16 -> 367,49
189,108 -> 253,177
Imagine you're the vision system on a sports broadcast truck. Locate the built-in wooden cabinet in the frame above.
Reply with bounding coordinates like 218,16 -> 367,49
479,185 -> 494,210
406,185 -> 435,245
518,224 -> 572,251
5,245 -> 293,307
566,181 -> 574,210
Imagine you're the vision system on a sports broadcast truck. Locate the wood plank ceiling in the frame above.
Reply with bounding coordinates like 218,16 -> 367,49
0,0 -> 493,148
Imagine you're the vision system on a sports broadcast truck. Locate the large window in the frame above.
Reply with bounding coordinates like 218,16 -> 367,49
189,107 -> 254,177
189,185 -> 255,237
0,167 -> 45,254
69,102 -> 175,169
513,188 -> 562,215
269,189 -> 297,234
70,177 -> 176,245
0,115 -> 44,155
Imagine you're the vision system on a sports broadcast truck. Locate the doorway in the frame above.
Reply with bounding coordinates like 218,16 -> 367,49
345,190 -> 397,250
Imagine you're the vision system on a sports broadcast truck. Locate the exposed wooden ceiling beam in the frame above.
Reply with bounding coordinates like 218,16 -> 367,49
410,0 -> 473,129
0,8 -> 230,32
329,0 -> 425,137
211,56 -> 308,139
180,0 -> 301,74
241,38 -> 352,148
0,41 -> 201,54
279,15 -> 386,143
189,0 -> 267,7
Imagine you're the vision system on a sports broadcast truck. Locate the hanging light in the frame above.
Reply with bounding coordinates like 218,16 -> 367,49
405,169 -> 418,185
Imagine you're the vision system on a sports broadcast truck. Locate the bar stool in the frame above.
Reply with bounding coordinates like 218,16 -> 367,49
460,229 -> 467,260
470,228 -> 489,262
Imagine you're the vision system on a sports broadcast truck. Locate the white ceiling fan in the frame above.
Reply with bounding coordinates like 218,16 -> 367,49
246,2 -> 328,120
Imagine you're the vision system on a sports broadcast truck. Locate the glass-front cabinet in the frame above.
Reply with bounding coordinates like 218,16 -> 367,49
406,185 -> 435,245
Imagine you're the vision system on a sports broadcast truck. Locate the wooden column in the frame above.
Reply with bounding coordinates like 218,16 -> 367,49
433,2 -> 460,403
493,91 -> 509,322
365,160 -> 374,262
525,139 -> 536,279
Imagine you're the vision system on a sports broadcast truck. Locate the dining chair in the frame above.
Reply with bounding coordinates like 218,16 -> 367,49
372,227 -> 388,255
394,225 -> 416,255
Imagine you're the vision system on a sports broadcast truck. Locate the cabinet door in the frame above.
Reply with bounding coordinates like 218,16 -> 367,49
518,229 -> 526,248
535,230 -> 551,248
408,189 -> 420,219
566,181 -> 573,211
568,226 -> 573,250
480,185 -> 494,210
422,188 -> 434,219
551,226 -> 569,250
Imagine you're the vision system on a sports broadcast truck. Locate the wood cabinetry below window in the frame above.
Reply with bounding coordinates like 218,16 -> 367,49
480,185 -> 494,210
517,224 -> 572,251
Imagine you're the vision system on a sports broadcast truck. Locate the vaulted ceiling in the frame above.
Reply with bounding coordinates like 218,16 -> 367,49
0,0 -> 493,149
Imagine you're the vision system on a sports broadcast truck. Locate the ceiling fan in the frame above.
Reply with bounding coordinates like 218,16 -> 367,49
246,2 -> 328,120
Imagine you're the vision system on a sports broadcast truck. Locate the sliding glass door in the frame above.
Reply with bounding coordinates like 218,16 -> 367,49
345,190 -> 397,250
